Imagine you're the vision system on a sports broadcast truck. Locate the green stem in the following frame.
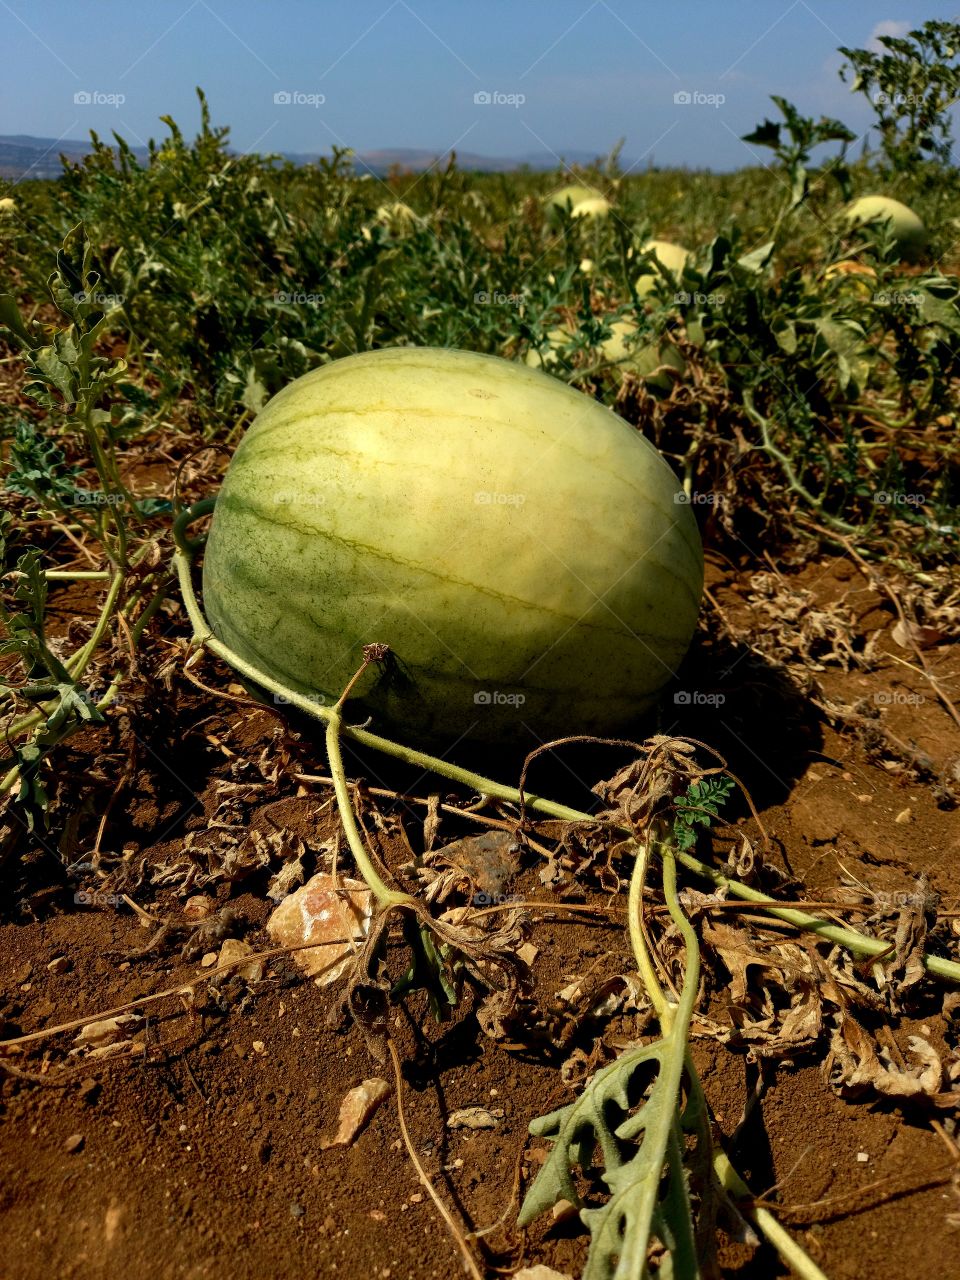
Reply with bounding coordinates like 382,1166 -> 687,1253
324,704 -> 415,910
743,389 -> 859,536
1,570 -> 125,740
673,848 -> 960,982
0,672 -> 124,795
627,835 -> 669,1019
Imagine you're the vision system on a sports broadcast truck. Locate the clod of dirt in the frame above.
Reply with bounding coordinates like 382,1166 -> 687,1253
266,873 -> 373,985
319,1077 -> 392,1149
446,1106 -> 504,1130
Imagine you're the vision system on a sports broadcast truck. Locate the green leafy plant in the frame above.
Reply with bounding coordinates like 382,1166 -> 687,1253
742,94 -> 854,224
840,21 -> 960,176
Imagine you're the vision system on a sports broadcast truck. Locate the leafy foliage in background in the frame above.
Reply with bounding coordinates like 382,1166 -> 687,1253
840,20 -> 960,176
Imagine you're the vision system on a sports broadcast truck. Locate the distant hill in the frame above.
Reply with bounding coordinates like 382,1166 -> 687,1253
0,135 -> 625,183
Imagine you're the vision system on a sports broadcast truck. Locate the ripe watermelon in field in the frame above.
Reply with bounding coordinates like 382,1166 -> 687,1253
202,347 -> 703,745
843,195 -> 926,261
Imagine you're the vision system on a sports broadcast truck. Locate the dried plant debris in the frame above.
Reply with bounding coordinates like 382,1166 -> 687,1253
891,567 -> 960,644
740,571 -> 876,671
694,883 -> 960,1106
417,830 -> 521,908
827,1018 -> 957,1104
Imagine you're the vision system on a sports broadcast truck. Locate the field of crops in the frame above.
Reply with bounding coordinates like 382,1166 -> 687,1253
1,21 -> 960,1280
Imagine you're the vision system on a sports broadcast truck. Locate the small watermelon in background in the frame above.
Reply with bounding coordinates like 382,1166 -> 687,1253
842,195 -> 927,261
202,347 -> 703,746
543,184 -> 600,226
524,320 -> 686,395
635,239 -> 691,296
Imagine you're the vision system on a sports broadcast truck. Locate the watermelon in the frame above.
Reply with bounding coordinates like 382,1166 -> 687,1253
635,239 -> 690,296
543,184 -> 599,225
525,320 -> 686,394
843,196 -> 926,261
202,348 -> 703,745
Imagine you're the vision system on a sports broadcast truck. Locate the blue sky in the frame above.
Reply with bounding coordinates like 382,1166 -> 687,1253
1,1 -> 957,170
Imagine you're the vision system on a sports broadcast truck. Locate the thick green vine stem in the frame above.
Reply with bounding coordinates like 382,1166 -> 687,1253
172,527 -> 960,986
325,703 -> 416,910
639,838 -> 829,1280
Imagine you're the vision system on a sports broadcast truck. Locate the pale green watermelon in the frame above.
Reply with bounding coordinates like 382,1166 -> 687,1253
203,348 -> 703,744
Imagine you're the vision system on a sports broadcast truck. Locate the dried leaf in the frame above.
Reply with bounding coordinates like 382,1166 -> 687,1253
892,618 -> 944,650
423,793 -> 441,853
830,1016 -> 944,1100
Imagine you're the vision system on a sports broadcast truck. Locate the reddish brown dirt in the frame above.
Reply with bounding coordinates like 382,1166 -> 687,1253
1,552 -> 959,1280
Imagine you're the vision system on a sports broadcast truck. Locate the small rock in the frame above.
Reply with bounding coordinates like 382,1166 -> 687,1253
289,1202 -> 305,1220
200,952 -> 218,968
63,1134 -> 84,1154
551,1198 -> 579,1222
184,894 -> 215,920
252,1041 -> 266,1055
218,938 -> 264,982
856,1151 -> 869,1163
78,1078 -> 100,1104
895,808 -> 913,825
74,1014 -> 142,1049
266,873 -> 373,986
47,956 -> 70,975
518,942 -> 539,966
